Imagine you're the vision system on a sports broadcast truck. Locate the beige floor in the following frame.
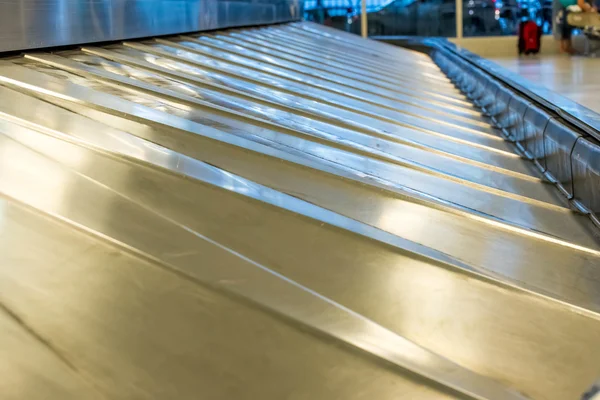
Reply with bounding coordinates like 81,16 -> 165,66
493,56 -> 600,113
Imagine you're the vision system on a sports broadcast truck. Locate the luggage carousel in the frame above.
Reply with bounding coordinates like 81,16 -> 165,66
2,21 -> 600,400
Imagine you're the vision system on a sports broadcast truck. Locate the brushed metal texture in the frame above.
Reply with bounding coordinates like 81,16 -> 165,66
0,0 -> 301,52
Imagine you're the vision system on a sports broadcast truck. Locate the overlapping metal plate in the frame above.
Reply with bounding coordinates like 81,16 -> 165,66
434,47 -> 600,228
1,21 -> 600,400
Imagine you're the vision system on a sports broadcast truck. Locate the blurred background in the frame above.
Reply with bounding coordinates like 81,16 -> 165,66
304,0 -> 554,37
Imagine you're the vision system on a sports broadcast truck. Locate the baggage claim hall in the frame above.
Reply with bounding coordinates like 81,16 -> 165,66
2,2 -> 600,400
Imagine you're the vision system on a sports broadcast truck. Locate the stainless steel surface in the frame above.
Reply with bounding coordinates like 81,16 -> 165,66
434,46 -> 600,226
0,0 -> 301,53
1,21 -> 600,400
572,137 -> 600,217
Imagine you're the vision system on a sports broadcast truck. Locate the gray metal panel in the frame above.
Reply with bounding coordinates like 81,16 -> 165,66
543,118 -> 580,198
522,105 -> 552,166
506,96 -> 531,144
0,0 -> 301,53
572,137 -> 600,217
478,80 -> 501,110
489,86 -> 513,126
466,70 -> 487,102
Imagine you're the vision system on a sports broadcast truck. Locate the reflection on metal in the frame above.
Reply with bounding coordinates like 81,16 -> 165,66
433,46 -> 600,227
0,0 -> 301,53
1,21 -> 600,400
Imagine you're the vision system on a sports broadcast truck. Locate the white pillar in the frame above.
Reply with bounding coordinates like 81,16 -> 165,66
455,0 -> 463,39
361,0 -> 368,38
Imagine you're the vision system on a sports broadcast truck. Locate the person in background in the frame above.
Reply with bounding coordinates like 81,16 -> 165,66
556,0 -> 598,53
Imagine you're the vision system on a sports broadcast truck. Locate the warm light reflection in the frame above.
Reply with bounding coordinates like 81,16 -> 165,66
0,135 -> 71,212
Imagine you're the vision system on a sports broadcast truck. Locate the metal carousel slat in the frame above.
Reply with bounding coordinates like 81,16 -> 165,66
212,30 -> 473,104
125,41 -> 498,137
183,33 -> 477,110
23,53 -> 557,205
81,45 -> 524,169
1,22 -> 600,400
156,37 -> 483,120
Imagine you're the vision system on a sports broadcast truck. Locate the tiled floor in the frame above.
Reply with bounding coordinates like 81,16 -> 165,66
493,56 -> 600,114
